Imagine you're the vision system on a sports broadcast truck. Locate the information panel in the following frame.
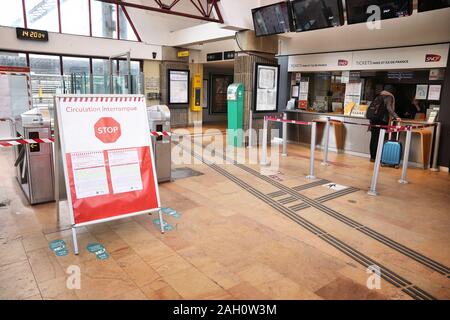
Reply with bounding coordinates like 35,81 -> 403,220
254,63 -> 279,112
55,95 -> 160,226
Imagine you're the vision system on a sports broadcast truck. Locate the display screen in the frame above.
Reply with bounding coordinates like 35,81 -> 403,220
418,0 -> 450,12
252,1 -> 293,37
346,0 -> 412,25
292,0 -> 343,32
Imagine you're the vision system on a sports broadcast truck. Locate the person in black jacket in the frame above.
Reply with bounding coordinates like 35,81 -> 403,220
369,85 -> 402,162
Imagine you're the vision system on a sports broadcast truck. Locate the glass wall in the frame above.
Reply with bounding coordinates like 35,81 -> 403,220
60,0 -> 90,36
0,52 -> 27,67
0,0 -> 140,41
62,57 -> 90,74
0,1 -> 24,27
29,54 -> 61,75
25,0 -> 59,32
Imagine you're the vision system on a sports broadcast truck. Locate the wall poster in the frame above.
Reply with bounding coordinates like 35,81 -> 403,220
168,69 -> 189,104
254,63 -> 280,112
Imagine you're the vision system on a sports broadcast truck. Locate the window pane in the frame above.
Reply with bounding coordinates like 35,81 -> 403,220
0,52 -> 27,67
92,58 -> 110,94
62,57 -> 90,75
60,0 -> 89,35
118,6 -> 137,41
29,54 -> 60,75
91,1 -> 117,39
0,0 -> 24,27
25,0 -> 59,32
118,60 -> 140,75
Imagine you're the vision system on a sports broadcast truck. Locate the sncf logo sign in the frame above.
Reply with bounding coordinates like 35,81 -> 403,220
338,59 -> 348,66
425,54 -> 441,63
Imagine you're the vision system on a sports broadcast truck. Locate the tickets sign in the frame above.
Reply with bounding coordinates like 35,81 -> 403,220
55,95 -> 160,226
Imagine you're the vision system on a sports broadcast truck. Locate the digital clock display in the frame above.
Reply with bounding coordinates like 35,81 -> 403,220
16,28 -> 49,42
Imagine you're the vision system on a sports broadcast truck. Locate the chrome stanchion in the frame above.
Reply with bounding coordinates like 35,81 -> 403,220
282,112 -> 287,157
261,117 -> 268,166
431,122 -> 441,172
248,110 -> 254,148
306,121 -> 316,180
368,128 -> 386,196
399,128 -> 412,184
321,116 -> 330,166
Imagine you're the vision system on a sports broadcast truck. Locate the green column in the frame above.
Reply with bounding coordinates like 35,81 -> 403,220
227,83 -> 244,147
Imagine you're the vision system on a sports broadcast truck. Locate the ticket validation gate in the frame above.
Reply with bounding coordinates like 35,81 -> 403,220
147,105 -> 171,183
15,108 -> 54,204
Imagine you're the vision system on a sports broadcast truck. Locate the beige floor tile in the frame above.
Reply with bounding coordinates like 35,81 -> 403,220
116,253 -> 160,287
0,260 -> 40,300
27,248 -> 65,283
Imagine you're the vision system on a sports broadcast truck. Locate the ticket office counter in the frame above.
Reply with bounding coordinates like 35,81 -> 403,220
284,110 -> 437,168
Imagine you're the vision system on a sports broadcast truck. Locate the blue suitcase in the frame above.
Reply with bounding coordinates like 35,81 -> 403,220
381,138 -> 402,168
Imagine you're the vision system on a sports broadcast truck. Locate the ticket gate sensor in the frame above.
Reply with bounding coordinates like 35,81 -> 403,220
14,108 -> 54,204
147,105 -> 171,183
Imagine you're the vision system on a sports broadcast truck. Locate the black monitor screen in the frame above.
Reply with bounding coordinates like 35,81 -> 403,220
292,0 -> 344,32
418,0 -> 450,12
346,0 -> 412,25
252,1 -> 293,37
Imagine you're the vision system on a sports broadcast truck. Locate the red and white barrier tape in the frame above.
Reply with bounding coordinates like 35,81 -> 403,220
61,96 -> 145,103
0,138 -> 54,147
0,132 -> 171,147
265,116 -> 312,126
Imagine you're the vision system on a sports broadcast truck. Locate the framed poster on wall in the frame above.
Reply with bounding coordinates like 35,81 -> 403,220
210,74 -> 233,114
253,63 -> 280,112
168,69 -> 189,104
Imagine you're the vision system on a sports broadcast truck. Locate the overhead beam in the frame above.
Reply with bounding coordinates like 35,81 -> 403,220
96,0 -> 224,23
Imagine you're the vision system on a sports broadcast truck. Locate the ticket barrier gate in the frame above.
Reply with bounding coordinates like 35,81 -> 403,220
14,108 -> 54,204
147,105 -> 171,183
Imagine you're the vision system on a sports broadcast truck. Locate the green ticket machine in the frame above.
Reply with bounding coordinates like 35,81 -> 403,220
227,83 -> 244,147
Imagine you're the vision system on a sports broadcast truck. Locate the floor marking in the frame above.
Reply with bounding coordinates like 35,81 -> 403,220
188,140 -> 450,277
179,143 -> 438,300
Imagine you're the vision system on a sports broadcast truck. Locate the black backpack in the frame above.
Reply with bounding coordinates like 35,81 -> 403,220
366,95 -> 387,122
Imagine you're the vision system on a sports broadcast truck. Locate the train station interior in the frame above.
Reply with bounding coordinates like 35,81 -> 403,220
0,0 -> 449,301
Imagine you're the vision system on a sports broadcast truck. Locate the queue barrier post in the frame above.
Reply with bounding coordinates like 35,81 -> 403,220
261,116 -> 268,166
368,128 -> 386,196
306,121 -> 316,180
399,128 -> 412,184
282,112 -> 288,157
321,116 -> 330,166
248,110 -> 254,149
431,122 -> 441,172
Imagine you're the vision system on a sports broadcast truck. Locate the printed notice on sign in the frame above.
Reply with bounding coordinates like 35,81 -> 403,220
71,151 -> 109,199
108,148 -> 143,194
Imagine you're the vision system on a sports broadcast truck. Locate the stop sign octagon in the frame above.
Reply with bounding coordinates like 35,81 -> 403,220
94,117 -> 122,143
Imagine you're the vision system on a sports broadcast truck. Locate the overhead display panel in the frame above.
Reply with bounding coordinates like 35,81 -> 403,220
418,0 -> 450,12
252,1 -> 293,37
292,0 -> 344,32
346,0 -> 412,25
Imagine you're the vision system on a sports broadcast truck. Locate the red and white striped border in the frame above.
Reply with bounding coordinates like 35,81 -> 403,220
61,97 -> 145,103
0,138 -> 54,148
0,132 -> 171,147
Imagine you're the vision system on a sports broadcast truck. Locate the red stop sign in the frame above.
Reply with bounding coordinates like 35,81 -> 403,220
94,117 -> 121,143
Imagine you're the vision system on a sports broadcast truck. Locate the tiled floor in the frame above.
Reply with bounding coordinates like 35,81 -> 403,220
0,127 -> 449,300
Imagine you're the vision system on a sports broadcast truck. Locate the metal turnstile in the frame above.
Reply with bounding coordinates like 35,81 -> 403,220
15,108 -> 54,204
147,105 -> 171,183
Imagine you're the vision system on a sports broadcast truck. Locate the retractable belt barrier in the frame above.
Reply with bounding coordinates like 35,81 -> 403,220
0,131 -> 172,148
263,115 -> 317,180
275,112 -> 439,196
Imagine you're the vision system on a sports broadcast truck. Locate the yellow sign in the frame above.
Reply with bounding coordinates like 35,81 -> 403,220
177,51 -> 190,58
